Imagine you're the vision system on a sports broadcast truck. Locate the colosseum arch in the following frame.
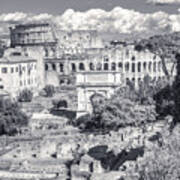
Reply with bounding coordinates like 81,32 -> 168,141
118,62 -> 122,71
45,63 -> 48,71
89,62 -> 95,71
71,63 -> 76,72
52,63 -> 56,71
125,62 -> 130,72
59,63 -> 64,72
79,63 -> 85,71
132,63 -> 135,73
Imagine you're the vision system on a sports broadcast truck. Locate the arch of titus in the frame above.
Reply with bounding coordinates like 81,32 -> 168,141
76,71 -> 123,117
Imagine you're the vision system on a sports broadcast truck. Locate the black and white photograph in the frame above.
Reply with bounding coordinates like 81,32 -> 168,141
0,0 -> 180,179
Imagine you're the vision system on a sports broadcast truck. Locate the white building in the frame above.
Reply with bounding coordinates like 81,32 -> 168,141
76,71 -> 122,117
0,48 -> 38,98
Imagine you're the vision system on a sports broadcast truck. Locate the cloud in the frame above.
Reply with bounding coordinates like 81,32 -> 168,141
53,7 -> 179,34
0,7 -> 180,37
0,12 -> 27,22
147,0 -> 180,5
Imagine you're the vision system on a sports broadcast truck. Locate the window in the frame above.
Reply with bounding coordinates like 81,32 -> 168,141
60,63 -> 64,72
131,56 -> 135,61
143,62 -> 147,71
0,85 -> 4,89
2,67 -> 7,73
52,64 -> 56,71
71,63 -> 76,72
104,63 -> 108,70
138,62 -> 141,72
45,64 -> 48,71
12,52 -> 21,56
79,63 -> 85,71
111,62 -> 116,71
132,63 -> 135,73
11,67 -> 14,73
118,62 -> 122,69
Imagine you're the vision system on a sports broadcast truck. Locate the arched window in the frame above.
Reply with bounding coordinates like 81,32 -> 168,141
143,62 -> 147,71
111,62 -> 116,71
89,63 -> 94,71
52,63 -> 56,71
153,62 -> 156,72
118,62 -> 122,69
79,63 -> 85,71
60,63 -> 64,72
125,62 -> 129,72
45,64 -> 48,71
104,63 -> 109,70
71,63 -> 76,72
149,62 -> 152,72
132,63 -> 135,73
96,63 -> 102,71
138,62 -> 141,72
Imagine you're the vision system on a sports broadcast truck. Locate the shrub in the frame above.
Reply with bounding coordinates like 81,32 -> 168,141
18,89 -> 33,102
43,85 -> 55,97
52,99 -> 68,109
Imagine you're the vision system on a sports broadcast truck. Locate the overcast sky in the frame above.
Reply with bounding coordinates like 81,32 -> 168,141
0,0 -> 180,39
0,0 -> 179,14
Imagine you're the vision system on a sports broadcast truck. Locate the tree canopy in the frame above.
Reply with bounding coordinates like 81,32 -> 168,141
0,98 -> 29,135
135,32 -> 180,79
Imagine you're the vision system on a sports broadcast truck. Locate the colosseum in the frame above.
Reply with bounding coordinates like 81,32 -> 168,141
9,22 -> 170,89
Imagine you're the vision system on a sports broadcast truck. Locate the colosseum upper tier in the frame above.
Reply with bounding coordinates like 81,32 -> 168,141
9,23 -> 171,88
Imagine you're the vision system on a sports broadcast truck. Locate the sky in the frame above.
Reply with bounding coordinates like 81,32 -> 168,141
0,0 -> 180,39
0,0 -> 180,14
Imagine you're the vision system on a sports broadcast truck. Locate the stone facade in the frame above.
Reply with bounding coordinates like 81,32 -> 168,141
10,23 -> 56,47
76,71 -> 122,117
0,48 -> 38,98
